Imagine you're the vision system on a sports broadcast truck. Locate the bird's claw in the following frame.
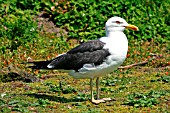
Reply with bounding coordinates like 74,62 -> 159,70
92,99 -> 105,104
102,98 -> 112,101
91,98 -> 112,104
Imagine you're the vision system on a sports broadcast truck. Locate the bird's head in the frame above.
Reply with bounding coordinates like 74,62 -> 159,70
105,16 -> 138,32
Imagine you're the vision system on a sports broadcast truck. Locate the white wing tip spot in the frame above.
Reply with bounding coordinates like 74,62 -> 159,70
47,64 -> 53,68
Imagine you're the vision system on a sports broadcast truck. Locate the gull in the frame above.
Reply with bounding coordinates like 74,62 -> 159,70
28,16 -> 138,104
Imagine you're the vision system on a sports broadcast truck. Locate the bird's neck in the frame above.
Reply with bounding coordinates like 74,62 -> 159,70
104,31 -> 128,53
102,30 -> 128,60
106,31 -> 124,37
106,26 -> 125,37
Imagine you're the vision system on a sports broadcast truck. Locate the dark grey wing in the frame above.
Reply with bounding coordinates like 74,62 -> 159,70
48,40 -> 110,71
48,49 -> 110,71
67,40 -> 106,54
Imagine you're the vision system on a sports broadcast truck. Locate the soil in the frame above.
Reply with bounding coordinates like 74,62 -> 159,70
35,11 -> 68,37
0,64 -> 39,83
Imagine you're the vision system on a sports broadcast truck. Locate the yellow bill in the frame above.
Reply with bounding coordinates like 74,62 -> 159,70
125,24 -> 139,31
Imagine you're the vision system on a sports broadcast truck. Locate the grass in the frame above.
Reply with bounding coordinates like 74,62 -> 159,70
0,69 -> 170,112
0,38 -> 170,112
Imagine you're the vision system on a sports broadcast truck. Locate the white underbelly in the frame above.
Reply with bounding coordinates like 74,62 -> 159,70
69,54 -> 126,79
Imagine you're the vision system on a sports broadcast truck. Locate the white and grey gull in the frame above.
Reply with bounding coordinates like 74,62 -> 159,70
28,16 -> 138,104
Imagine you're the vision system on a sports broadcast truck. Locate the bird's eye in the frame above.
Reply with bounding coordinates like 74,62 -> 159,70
116,21 -> 121,24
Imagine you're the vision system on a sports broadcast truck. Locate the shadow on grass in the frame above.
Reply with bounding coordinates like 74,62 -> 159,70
25,93 -> 88,103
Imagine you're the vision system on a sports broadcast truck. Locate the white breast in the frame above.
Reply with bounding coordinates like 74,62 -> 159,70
100,32 -> 128,58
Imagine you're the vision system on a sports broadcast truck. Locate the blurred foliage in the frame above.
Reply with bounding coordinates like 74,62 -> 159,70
0,0 -> 41,53
44,0 -> 170,42
0,0 -> 170,54
0,14 -> 38,52
0,0 -> 43,15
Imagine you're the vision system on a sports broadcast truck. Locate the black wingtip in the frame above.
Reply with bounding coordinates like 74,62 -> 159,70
24,61 -> 51,69
28,66 -> 40,69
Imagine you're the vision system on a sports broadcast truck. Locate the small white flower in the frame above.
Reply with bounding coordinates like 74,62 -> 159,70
30,28 -> 35,31
149,14 -> 152,16
1,93 -> 6,98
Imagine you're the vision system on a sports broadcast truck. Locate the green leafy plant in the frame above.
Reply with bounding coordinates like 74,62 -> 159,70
62,86 -> 77,94
49,84 -> 62,92
0,0 -> 46,54
43,82 -> 62,94
33,98 -> 50,107
6,99 -> 30,112
157,76 -> 170,83
151,75 -> 170,83
0,99 -> 5,106
124,90 -> 165,107
0,15 -> 38,52
0,0 -> 43,16
72,92 -> 88,102
101,79 -> 116,86
44,82 -> 77,94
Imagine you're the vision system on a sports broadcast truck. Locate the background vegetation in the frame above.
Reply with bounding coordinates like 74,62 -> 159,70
0,0 -> 170,112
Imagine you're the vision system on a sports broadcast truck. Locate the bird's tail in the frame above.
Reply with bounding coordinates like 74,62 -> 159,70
26,61 -> 51,69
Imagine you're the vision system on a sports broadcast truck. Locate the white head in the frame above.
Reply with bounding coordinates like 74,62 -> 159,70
105,16 -> 138,34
